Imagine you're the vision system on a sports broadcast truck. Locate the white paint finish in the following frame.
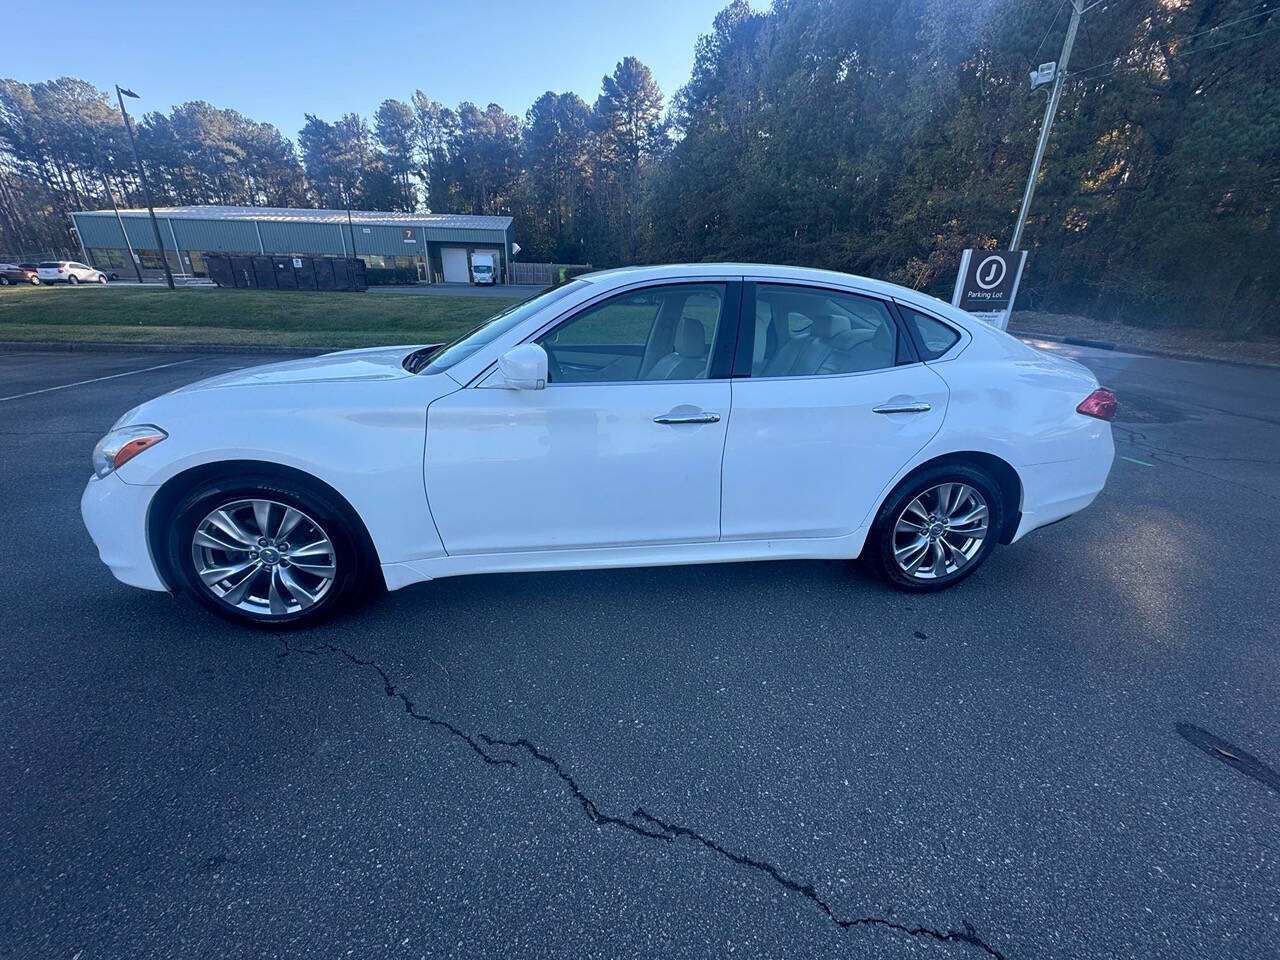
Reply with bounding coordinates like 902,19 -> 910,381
721,364 -> 949,539
80,473 -> 167,591
108,350 -> 459,573
440,247 -> 470,283
78,262 -> 1116,598
0,357 -> 200,403
425,380 -> 730,553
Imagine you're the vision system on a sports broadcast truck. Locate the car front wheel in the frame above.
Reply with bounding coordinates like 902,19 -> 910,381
168,476 -> 374,627
866,464 -> 1004,592
96,274 -> 107,284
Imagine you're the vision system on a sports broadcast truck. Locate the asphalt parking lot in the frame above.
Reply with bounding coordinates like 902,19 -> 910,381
1,342 -> 1276,959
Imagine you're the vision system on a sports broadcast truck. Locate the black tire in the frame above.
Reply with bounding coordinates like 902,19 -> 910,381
97,274 -> 107,284
0,276 -> 9,286
864,463 -> 1004,592
30,276 -> 40,284
166,474 -> 376,628
67,274 -> 79,285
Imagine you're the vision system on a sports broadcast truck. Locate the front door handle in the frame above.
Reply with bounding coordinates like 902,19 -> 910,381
872,402 -> 932,414
654,412 -> 721,425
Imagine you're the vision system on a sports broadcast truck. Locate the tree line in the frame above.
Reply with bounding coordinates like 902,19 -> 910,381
1,0 -> 1275,330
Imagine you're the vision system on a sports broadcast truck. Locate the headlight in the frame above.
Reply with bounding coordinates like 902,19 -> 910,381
92,424 -> 167,478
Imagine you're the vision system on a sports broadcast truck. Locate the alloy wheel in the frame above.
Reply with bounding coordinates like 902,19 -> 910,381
191,498 -> 337,617
892,482 -> 989,581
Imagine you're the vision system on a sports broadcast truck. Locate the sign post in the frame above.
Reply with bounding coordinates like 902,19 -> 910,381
951,249 -> 1027,330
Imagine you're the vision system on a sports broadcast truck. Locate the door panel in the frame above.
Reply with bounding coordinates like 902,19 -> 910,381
426,380 -> 730,554
441,247 -> 469,283
721,366 -> 948,540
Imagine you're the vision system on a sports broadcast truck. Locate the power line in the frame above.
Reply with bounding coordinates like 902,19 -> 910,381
1072,21 -> 1280,83
1070,6 -> 1277,80
1180,5 -> 1275,44
1032,0 -> 1071,64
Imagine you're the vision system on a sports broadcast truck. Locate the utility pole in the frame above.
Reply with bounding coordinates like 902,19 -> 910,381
98,168 -> 143,283
1011,0 -> 1083,251
115,85 -> 175,289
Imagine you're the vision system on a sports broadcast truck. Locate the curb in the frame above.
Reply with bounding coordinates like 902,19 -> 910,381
1012,330 -> 1280,371
0,340 -> 331,356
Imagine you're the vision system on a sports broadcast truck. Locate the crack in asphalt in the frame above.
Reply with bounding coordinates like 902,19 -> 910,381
1115,426 -> 1280,466
276,636 -> 514,767
277,637 -> 1007,959
1175,723 -> 1280,797
1114,427 -> 1280,501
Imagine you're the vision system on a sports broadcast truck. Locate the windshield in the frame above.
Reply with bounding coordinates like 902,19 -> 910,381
415,280 -> 588,375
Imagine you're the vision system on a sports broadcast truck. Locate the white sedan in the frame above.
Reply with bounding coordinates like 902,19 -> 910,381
82,264 -> 1116,627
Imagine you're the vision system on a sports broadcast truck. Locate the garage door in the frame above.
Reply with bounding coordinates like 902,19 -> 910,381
441,247 -> 469,283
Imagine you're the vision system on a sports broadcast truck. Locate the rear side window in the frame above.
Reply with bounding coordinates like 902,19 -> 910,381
749,284 -> 900,377
901,307 -> 961,360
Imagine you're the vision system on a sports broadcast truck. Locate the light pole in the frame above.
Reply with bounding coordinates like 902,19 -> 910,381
1010,0 -> 1084,251
115,85 -> 175,289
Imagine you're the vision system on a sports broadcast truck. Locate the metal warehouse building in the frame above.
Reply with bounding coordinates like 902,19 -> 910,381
69,205 -> 515,284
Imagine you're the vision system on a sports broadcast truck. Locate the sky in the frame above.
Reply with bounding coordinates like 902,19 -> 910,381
12,0 -> 731,137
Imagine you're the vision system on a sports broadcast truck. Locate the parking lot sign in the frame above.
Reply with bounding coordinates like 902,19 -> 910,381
951,249 -> 1027,329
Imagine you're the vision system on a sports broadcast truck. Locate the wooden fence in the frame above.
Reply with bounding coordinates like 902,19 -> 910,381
508,262 -> 591,286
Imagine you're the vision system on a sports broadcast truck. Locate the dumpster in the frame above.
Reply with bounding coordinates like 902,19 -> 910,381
204,255 -> 367,292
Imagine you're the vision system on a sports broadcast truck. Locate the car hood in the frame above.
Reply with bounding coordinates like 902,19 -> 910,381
166,344 -> 428,394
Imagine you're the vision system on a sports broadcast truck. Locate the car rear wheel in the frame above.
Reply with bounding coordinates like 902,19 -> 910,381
865,464 -> 1004,592
67,274 -> 79,285
168,476 -> 374,627
0,277 -> 9,286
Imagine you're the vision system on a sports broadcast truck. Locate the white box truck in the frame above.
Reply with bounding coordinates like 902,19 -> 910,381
471,253 -> 497,285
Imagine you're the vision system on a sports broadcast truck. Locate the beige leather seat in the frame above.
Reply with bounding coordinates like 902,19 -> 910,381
646,316 -> 708,380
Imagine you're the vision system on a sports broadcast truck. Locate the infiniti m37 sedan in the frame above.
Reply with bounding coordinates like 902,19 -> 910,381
82,264 -> 1116,627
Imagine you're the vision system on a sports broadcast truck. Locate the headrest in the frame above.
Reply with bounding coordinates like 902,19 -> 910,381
811,314 -> 852,339
676,316 -> 707,357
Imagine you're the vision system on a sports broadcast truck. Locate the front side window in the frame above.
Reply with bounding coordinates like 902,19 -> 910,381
537,283 -> 727,383
750,284 -> 900,377
418,280 -> 588,374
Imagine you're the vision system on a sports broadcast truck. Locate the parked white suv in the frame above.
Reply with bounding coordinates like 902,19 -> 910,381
37,261 -> 108,285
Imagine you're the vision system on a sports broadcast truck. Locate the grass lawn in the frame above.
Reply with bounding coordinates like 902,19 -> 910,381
0,285 -> 523,348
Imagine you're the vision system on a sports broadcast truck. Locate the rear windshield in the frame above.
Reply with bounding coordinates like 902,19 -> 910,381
39,262 -> 61,268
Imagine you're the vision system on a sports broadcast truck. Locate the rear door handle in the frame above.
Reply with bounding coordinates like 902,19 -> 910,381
654,412 -> 721,425
872,402 -> 932,414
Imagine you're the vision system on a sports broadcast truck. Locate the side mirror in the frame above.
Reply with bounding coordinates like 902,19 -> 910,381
497,343 -> 547,390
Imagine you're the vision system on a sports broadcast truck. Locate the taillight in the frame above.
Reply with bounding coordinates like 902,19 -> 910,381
1077,387 -> 1117,421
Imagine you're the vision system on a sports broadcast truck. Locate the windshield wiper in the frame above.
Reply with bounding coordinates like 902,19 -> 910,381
403,344 -> 442,374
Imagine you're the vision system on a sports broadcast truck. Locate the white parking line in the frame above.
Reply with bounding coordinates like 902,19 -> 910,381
0,357 -> 202,403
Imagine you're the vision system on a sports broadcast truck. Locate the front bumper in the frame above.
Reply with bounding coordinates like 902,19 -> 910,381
81,473 -> 168,592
